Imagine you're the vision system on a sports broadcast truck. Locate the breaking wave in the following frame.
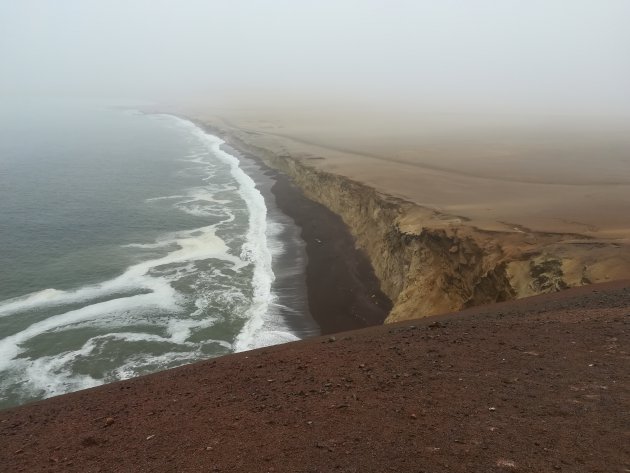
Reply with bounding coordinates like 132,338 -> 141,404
0,113 -> 298,406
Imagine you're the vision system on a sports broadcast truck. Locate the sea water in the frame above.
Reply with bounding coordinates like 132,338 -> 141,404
0,99 -> 315,409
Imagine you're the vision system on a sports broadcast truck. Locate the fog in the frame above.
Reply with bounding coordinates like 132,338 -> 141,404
1,0 -> 629,119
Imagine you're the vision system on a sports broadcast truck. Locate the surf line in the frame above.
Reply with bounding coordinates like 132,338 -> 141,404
172,116 -> 299,351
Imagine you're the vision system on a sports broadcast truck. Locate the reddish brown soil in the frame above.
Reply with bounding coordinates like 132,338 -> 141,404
1,282 -> 629,473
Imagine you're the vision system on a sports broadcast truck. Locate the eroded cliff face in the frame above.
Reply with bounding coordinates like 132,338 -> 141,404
203,121 -> 629,323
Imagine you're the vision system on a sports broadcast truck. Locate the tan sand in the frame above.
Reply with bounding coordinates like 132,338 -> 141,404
199,107 -> 630,239
159,103 -> 630,320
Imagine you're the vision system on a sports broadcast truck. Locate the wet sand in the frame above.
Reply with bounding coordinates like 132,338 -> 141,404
1,281 -> 628,472
227,144 -> 391,335
267,167 -> 391,332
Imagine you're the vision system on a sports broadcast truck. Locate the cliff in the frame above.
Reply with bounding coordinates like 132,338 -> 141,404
198,119 -> 630,323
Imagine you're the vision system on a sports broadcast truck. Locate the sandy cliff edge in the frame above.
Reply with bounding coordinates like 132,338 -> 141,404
189,114 -> 630,323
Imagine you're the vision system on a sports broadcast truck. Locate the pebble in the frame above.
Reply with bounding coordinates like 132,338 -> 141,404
496,459 -> 517,468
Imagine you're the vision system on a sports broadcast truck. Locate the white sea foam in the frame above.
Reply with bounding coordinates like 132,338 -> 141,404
22,344 -> 102,397
0,293 -> 175,370
145,194 -> 186,202
122,240 -> 175,249
266,220 -> 286,258
0,225 -> 242,318
0,337 -> 102,401
112,350 -> 205,381
0,324 -> 234,401
173,187 -> 234,218
0,222 -> 245,374
1,330 -> 231,400
0,113 -> 300,406
170,118 -> 299,351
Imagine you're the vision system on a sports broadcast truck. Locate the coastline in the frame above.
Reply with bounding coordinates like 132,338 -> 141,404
224,143 -> 391,335
3,109 -> 388,405
1,111 -> 628,472
229,149 -> 318,340
191,114 -> 630,324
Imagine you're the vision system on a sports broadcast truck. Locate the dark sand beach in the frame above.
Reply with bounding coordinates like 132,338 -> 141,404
1,281 -> 628,472
258,161 -> 391,333
227,142 -> 392,334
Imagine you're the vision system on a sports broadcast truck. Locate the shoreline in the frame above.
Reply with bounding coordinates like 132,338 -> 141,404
0,113 -> 387,412
194,115 -> 630,324
223,142 -> 391,335
231,150 -> 319,340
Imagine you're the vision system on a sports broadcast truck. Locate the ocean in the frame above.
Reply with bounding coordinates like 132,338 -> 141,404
0,99 -> 317,409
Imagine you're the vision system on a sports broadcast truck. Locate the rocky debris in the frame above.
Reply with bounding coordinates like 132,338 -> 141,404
80,436 -> 98,447
0,282 -> 628,472
496,458 -> 518,469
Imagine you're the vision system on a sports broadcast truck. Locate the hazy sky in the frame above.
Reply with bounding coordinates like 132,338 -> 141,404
1,0 -> 629,117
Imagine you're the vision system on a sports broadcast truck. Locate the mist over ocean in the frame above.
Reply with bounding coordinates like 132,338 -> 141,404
0,99 -> 314,409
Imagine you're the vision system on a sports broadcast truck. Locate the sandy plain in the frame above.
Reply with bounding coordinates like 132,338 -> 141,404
199,107 -> 630,239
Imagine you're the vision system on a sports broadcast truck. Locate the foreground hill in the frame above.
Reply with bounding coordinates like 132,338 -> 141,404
1,281 -> 628,472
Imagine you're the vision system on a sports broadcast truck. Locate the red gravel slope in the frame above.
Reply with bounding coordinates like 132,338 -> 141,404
1,282 -> 629,472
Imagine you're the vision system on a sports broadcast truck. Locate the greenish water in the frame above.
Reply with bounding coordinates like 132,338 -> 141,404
0,99 -> 311,409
